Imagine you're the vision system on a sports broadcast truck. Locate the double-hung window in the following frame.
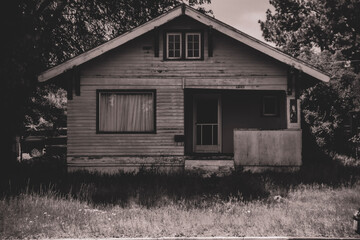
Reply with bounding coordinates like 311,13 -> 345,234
97,90 -> 156,133
185,33 -> 201,59
165,32 -> 202,60
166,33 -> 182,59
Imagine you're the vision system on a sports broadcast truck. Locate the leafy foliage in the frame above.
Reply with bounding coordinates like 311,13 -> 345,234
260,0 -> 360,151
0,0 -> 211,163
300,51 -> 360,149
260,0 -> 360,62
25,84 -> 67,131
23,0 -> 212,69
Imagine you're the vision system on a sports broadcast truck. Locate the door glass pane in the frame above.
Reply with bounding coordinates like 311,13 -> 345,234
196,125 -> 202,145
202,125 -> 213,145
196,97 -> 218,146
197,98 -> 218,123
213,125 -> 218,145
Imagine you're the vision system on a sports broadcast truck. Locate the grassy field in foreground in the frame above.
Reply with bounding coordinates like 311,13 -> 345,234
1,183 -> 360,239
1,154 -> 360,239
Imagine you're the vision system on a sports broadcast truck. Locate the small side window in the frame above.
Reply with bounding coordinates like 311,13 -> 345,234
262,96 -> 279,116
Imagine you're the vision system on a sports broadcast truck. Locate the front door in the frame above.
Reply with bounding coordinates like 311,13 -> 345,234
193,95 -> 221,153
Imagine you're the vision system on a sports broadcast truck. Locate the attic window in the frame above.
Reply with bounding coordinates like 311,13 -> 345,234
186,33 -> 201,59
166,33 -> 182,59
165,31 -> 203,60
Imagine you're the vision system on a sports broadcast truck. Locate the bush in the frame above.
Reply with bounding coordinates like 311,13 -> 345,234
1,154 -> 359,208
300,51 -> 359,153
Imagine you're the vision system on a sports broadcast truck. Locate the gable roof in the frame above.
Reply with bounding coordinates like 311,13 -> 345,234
38,4 -> 330,82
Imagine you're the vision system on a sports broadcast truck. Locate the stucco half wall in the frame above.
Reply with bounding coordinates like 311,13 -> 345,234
234,129 -> 302,171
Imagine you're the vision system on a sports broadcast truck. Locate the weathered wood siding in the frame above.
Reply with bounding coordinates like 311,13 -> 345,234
68,16 -> 288,162
234,129 -> 302,171
82,16 -> 287,84
68,82 -> 184,157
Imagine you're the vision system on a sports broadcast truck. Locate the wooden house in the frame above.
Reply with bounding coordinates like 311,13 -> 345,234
38,5 -> 330,173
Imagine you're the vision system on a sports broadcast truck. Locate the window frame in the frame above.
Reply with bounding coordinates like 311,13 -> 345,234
185,33 -> 202,59
164,30 -> 204,61
262,95 -> 279,117
166,32 -> 182,59
96,89 -> 156,134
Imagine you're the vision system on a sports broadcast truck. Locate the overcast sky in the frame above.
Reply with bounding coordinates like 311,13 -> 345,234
204,0 -> 274,42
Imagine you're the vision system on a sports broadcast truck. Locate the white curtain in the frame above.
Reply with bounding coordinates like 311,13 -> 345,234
99,92 -> 154,132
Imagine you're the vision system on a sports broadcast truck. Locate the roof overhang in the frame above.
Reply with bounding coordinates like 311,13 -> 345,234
38,4 -> 330,83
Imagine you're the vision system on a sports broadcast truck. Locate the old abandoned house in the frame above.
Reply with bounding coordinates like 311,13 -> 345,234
38,4 -> 330,173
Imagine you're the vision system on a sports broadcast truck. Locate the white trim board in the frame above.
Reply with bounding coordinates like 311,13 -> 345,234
38,4 -> 330,83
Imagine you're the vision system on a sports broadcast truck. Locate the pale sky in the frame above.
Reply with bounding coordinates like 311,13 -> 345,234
204,0 -> 274,42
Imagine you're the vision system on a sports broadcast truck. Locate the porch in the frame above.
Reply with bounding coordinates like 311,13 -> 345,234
183,89 -> 302,172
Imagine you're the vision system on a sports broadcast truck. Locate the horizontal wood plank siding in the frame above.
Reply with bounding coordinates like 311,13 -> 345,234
68,84 -> 184,157
69,17 -> 288,160
82,27 -> 287,80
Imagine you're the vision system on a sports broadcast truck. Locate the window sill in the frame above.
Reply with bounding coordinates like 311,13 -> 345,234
96,131 -> 157,134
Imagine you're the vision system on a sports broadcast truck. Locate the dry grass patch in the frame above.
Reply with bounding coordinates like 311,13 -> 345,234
1,183 -> 359,239
1,155 -> 360,239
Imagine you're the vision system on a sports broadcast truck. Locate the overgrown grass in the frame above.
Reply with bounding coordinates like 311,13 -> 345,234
1,184 -> 359,238
0,154 -> 360,238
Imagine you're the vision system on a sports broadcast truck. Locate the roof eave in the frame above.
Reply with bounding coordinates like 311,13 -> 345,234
184,7 -> 330,82
38,5 -> 183,82
38,4 -> 330,83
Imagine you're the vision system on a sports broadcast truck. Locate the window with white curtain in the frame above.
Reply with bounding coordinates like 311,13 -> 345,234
98,90 -> 155,133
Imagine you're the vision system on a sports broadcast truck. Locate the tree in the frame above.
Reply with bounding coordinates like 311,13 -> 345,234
300,50 -> 359,149
0,0 -> 211,169
260,0 -> 360,64
25,84 -> 67,132
259,0 -> 360,152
